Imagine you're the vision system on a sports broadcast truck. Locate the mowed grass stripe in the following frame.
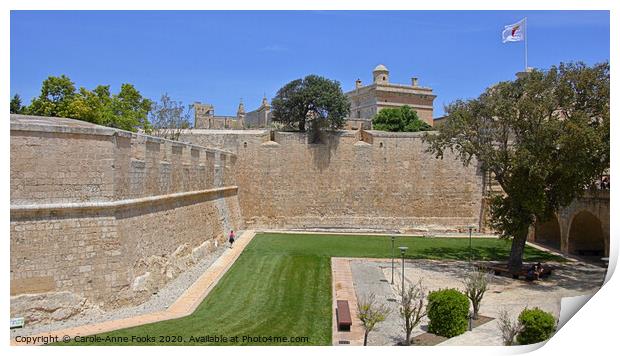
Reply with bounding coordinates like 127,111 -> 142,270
245,233 -> 565,262
61,233 -> 562,346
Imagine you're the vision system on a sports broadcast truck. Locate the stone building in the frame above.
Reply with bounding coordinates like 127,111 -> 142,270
244,96 -> 272,128
345,64 -> 436,127
194,96 -> 272,129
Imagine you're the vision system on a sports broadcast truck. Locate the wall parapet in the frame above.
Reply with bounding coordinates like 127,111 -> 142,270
10,114 -> 237,205
10,114 -> 234,156
10,186 -> 238,218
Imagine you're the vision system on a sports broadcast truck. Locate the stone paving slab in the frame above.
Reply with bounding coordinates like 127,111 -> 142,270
11,230 -> 256,346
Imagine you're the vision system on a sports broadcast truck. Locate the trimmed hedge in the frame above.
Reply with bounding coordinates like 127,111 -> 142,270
426,288 -> 470,337
517,308 -> 556,345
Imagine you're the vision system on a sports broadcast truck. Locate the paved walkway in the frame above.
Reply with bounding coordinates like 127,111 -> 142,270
11,230 -> 256,346
350,260 -> 407,346
331,258 -> 365,346
346,257 -> 605,346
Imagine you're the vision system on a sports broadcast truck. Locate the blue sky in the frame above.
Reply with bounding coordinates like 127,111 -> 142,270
10,10 -> 609,118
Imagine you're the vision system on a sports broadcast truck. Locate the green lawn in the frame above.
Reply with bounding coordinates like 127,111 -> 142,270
63,233 -> 563,346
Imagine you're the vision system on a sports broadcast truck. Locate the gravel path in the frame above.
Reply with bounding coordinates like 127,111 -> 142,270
12,233 -> 243,338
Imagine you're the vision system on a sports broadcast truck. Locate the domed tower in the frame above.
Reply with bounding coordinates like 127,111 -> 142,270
373,64 -> 389,85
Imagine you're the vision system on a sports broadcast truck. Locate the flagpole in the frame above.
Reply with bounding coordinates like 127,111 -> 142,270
524,17 -> 528,71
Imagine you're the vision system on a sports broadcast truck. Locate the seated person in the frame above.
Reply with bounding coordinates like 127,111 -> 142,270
535,262 -> 545,276
527,264 -> 540,281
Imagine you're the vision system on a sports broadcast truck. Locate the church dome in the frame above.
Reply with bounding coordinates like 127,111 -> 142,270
373,64 -> 389,72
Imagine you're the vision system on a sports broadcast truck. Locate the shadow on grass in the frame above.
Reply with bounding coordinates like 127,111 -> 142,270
408,246 -> 566,262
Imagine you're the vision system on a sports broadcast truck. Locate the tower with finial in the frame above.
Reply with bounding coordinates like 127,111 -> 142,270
237,98 -> 245,128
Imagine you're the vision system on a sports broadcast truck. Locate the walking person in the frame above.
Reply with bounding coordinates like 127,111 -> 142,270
228,230 -> 236,248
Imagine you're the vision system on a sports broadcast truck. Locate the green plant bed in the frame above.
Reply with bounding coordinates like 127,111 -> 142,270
59,233 -> 564,346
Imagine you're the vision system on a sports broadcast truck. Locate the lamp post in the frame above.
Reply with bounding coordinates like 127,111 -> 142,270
468,225 -> 475,264
391,236 -> 395,284
399,246 -> 409,293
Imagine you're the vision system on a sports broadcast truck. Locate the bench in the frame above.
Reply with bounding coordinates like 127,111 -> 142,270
336,300 -> 352,331
576,249 -> 603,256
475,263 -> 553,280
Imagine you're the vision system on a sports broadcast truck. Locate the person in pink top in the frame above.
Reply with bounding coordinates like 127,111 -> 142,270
228,230 -> 236,248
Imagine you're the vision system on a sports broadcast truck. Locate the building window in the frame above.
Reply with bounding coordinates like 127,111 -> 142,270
383,76 -> 386,81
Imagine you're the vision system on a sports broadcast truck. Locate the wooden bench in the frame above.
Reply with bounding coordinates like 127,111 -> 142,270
576,249 -> 603,256
336,300 -> 352,331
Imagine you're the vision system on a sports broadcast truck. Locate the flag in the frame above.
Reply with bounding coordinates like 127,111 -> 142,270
502,19 -> 526,43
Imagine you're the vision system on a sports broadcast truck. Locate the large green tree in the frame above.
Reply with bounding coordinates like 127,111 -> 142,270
271,74 -> 350,142
372,105 -> 433,132
425,62 -> 609,273
27,74 -> 77,118
23,75 -> 152,132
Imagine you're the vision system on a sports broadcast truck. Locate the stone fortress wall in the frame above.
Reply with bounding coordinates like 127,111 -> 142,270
10,115 -> 243,324
181,129 -> 485,232
9,113 -> 610,328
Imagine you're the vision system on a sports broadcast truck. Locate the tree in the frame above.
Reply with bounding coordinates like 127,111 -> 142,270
149,93 -> 192,141
463,267 -> 491,320
372,105 -> 433,132
108,83 -> 153,133
271,74 -> 350,142
497,309 -> 522,346
356,293 -> 390,346
23,75 -> 152,133
398,280 -> 427,345
424,62 -> 609,273
27,75 -> 76,118
67,85 -> 114,126
10,94 -> 24,114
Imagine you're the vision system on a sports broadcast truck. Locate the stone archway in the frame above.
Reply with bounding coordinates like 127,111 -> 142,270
568,210 -> 606,257
534,216 -> 561,250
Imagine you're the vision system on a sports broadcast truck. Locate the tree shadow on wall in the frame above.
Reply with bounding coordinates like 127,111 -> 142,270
308,130 -> 341,172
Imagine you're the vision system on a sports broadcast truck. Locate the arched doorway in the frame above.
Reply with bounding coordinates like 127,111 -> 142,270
534,216 -> 561,250
568,211 -> 606,257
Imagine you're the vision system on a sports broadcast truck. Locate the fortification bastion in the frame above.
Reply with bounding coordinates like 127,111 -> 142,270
10,115 -> 243,325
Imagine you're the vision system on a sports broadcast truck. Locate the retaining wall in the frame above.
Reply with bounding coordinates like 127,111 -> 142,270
181,129 -> 485,232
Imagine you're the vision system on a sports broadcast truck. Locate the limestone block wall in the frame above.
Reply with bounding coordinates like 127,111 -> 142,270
181,129 -> 485,232
10,115 -> 243,325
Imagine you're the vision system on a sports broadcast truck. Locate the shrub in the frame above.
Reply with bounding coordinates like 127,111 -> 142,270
426,288 -> 470,337
516,308 -> 556,345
